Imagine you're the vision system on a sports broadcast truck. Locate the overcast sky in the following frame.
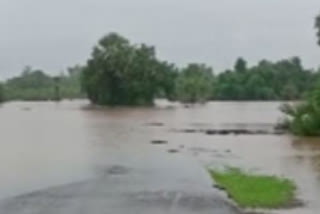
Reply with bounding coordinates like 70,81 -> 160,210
1,0 -> 320,79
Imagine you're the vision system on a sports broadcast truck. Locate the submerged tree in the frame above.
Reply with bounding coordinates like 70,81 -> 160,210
281,85 -> 320,136
59,65 -> 85,99
82,33 -> 176,106
4,66 -> 84,101
214,56 -> 314,101
0,83 -> 4,102
5,67 -> 55,100
53,76 -> 61,101
175,64 -> 214,103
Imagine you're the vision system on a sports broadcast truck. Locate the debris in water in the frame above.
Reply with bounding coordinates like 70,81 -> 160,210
145,122 -> 164,127
168,149 -> 179,153
106,165 -> 130,175
151,140 -> 168,145
172,128 -> 285,136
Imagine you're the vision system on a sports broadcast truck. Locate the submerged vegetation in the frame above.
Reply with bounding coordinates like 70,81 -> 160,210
214,57 -> 315,101
281,85 -> 320,136
209,168 -> 296,209
175,63 -> 214,103
79,13 -> 320,105
3,51 -> 318,104
81,33 -> 176,106
80,33 -> 318,105
3,66 -> 84,101
2,37 -> 319,104
0,83 -> 4,103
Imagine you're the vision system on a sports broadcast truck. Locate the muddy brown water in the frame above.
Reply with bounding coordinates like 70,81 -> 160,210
0,100 -> 319,214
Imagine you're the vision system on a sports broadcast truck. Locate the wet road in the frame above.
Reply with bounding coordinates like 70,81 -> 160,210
0,153 -> 242,214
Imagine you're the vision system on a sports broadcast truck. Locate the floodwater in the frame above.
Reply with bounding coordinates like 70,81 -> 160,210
0,100 -> 319,214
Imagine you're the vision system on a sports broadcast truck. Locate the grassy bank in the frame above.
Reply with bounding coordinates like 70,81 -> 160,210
209,168 -> 296,209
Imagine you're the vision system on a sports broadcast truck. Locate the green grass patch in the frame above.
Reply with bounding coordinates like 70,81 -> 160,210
209,167 -> 296,209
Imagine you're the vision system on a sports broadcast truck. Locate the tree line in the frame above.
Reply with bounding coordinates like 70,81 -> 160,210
1,14 -> 320,106
1,46 -> 317,104
0,66 -> 84,101
81,33 -> 320,105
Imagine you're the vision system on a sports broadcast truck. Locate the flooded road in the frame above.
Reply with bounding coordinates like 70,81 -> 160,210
0,100 -> 319,213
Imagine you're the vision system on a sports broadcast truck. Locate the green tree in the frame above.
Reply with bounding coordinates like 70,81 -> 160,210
4,66 -> 84,101
245,74 -> 267,99
214,57 -> 314,101
215,71 -> 241,100
0,83 -> 4,102
281,86 -> 320,136
59,65 -> 85,99
281,83 -> 299,100
154,62 -> 178,100
82,33 -> 176,105
234,57 -> 247,73
175,64 -> 214,103
53,76 -> 61,101
5,67 -> 55,100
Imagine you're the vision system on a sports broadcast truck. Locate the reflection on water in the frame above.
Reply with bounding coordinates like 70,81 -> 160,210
0,100 -> 320,213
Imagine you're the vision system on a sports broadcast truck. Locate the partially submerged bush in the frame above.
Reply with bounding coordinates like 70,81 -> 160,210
281,86 -> 320,136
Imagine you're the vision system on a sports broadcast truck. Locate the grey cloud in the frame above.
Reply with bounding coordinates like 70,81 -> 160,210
1,0 -> 320,78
